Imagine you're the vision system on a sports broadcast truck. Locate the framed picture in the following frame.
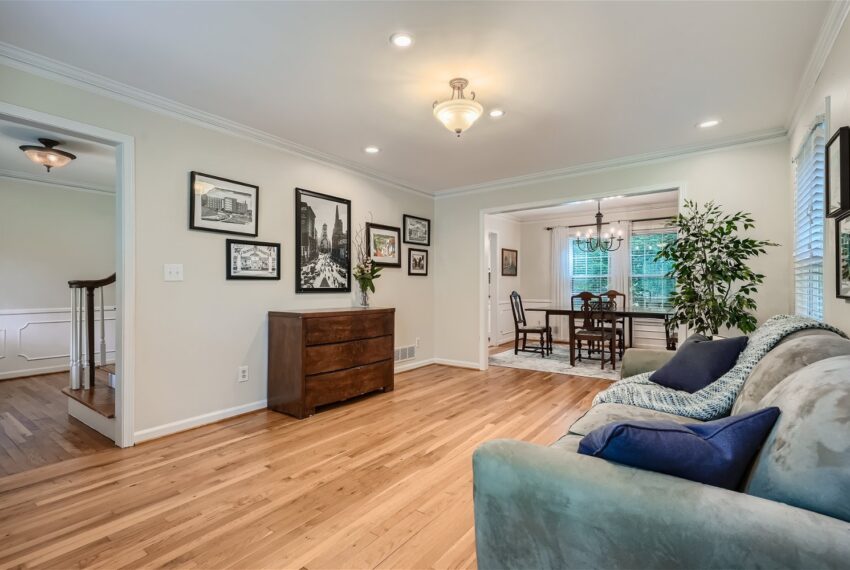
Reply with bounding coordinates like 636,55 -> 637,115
366,223 -> 402,267
190,171 -> 258,236
836,214 -> 850,299
403,214 -> 431,246
408,248 -> 428,276
295,188 -> 351,293
501,248 -> 518,276
826,126 -> 850,218
226,239 -> 280,280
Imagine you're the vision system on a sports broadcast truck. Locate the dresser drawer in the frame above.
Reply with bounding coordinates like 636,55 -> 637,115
304,335 -> 393,375
306,360 -> 392,408
304,312 -> 393,345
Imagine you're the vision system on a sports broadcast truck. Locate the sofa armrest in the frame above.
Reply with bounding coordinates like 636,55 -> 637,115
620,347 -> 674,378
473,440 -> 850,570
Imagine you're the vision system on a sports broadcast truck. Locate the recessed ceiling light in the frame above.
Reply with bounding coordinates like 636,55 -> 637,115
364,146 -> 380,154
389,33 -> 413,48
698,119 -> 721,129
489,109 -> 505,118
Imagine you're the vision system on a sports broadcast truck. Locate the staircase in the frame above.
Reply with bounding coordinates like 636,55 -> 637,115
63,274 -> 116,422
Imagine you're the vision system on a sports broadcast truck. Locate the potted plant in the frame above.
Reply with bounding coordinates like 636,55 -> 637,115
655,200 -> 777,336
352,224 -> 382,307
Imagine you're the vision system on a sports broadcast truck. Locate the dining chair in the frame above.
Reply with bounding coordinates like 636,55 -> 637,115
570,291 -> 599,359
601,290 -> 627,356
571,298 -> 618,370
509,291 -> 550,358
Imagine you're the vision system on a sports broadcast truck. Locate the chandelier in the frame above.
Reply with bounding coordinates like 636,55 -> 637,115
19,138 -> 76,172
575,201 -> 624,252
432,78 -> 483,137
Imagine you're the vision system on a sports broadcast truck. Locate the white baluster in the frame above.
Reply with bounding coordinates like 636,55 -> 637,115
70,288 -> 80,389
100,287 -> 106,367
80,289 -> 89,390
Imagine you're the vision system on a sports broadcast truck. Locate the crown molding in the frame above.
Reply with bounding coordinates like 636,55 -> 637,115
435,128 -> 788,199
0,42 -> 432,198
787,0 -> 850,131
512,202 -> 679,225
0,167 -> 114,195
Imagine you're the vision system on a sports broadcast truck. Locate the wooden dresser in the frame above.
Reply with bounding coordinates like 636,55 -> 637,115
267,307 -> 395,419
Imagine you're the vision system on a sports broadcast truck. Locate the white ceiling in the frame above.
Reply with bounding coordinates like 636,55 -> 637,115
0,1 -> 832,194
0,118 -> 115,191
502,190 -> 679,223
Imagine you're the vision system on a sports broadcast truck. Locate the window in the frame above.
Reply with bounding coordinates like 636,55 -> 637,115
794,121 -> 825,321
570,238 -> 608,294
630,231 -> 677,310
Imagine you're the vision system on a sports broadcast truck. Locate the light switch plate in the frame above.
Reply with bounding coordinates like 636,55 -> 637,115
163,263 -> 184,281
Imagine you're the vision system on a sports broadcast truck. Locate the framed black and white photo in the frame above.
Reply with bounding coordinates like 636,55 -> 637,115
408,248 -> 428,276
501,248 -> 518,276
226,239 -> 280,280
836,214 -> 850,299
295,188 -> 351,293
190,171 -> 258,236
366,223 -> 402,268
826,126 -> 850,218
403,214 -> 431,246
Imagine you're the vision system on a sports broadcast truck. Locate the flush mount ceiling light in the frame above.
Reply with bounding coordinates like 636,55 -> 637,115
390,32 -> 413,48
364,145 -> 380,154
19,138 -> 76,172
698,119 -> 721,129
433,78 -> 484,137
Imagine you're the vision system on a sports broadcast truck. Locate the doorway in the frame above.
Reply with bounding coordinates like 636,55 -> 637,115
0,102 -> 135,468
487,232 -> 499,346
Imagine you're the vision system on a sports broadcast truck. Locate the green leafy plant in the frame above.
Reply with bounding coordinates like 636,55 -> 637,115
655,200 -> 777,336
352,222 -> 382,296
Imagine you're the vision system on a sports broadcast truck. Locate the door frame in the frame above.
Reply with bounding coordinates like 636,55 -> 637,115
487,231 -> 499,346
0,101 -> 136,448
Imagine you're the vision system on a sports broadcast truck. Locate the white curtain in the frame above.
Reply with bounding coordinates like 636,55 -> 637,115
550,227 -> 572,340
608,220 -> 632,301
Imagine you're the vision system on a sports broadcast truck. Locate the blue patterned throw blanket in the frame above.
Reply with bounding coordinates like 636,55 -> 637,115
593,315 -> 846,420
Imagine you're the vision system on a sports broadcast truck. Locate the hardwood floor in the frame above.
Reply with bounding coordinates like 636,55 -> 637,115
0,364 -> 608,569
0,372 -> 114,477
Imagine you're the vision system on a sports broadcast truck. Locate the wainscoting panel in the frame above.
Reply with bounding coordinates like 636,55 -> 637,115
496,299 -> 550,344
0,307 -> 116,380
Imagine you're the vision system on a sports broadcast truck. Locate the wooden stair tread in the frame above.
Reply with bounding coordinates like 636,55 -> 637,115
61,380 -> 115,418
98,363 -> 116,374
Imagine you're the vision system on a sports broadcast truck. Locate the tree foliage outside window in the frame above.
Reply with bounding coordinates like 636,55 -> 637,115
631,231 -> 677,309
571,238 -> 608,294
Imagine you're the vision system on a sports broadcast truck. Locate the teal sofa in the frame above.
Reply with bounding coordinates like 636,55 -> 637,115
473,329 -> 850,569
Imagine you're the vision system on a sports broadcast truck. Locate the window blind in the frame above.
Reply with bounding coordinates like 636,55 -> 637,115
794,121 -> 825,321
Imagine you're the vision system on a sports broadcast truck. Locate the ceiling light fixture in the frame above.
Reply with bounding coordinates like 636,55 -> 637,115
433,78 -> 484,137
575,201 -> 623,253
698,119 -> 721,129
364,146 -> 380,154
489,109 -> 505,118
19,138 -> 76,172
390,32 -> 413,48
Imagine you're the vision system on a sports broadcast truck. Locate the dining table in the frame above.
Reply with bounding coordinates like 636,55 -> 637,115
525,305 -> 676,365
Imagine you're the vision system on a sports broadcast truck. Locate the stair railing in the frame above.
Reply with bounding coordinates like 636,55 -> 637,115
68,274 -> 116,390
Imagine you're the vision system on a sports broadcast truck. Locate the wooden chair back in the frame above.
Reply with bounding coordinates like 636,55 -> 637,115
602,290 -> 626,310
571,291 -> 598,329
509,291 -> 527,329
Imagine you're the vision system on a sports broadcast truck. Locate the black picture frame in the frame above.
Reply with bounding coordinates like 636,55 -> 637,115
826,126 -> 850,218
189,171 -> 259,236
501,248 -> 518,276
403,214 -> 431,246
836,213 -> 850,299
226,239 -> 280,280
295,187 -> 351,293
408,248 -> 428,276
366,222 -> 402,268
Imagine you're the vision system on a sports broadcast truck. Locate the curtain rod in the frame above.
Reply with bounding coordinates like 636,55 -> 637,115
544,215 -> 674,231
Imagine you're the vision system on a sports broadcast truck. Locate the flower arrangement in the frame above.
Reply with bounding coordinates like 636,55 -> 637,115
352,222 -> 382,306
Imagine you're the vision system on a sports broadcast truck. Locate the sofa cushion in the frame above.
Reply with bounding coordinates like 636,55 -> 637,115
568,402 -> 699,437
649,334 -> 748,393
578,407 -> 780,490
550,433 -> 583,452
744,356 -> 850,522
732,330 -> 850,415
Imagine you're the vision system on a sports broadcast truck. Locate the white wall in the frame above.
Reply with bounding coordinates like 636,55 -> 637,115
789,14 -> 850,334
0,63 -> 435,437
435,139 -> 792,367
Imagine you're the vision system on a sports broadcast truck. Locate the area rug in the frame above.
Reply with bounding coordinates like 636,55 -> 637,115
489,346 -> 620,381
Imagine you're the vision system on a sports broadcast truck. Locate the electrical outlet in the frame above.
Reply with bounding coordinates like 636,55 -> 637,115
163,263 -> 184,282
238,365 -> 249,383
415,337 -> 420,348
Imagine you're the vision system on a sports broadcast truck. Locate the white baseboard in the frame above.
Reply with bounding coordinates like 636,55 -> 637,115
0,363 -> 69,380
433,358 -> 484,370
133,399 -> 267,444
394,358 -> 436,373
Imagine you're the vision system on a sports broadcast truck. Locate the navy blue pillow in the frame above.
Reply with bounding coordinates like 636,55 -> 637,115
577,407 -> 780,490
649,334 -> 748,393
